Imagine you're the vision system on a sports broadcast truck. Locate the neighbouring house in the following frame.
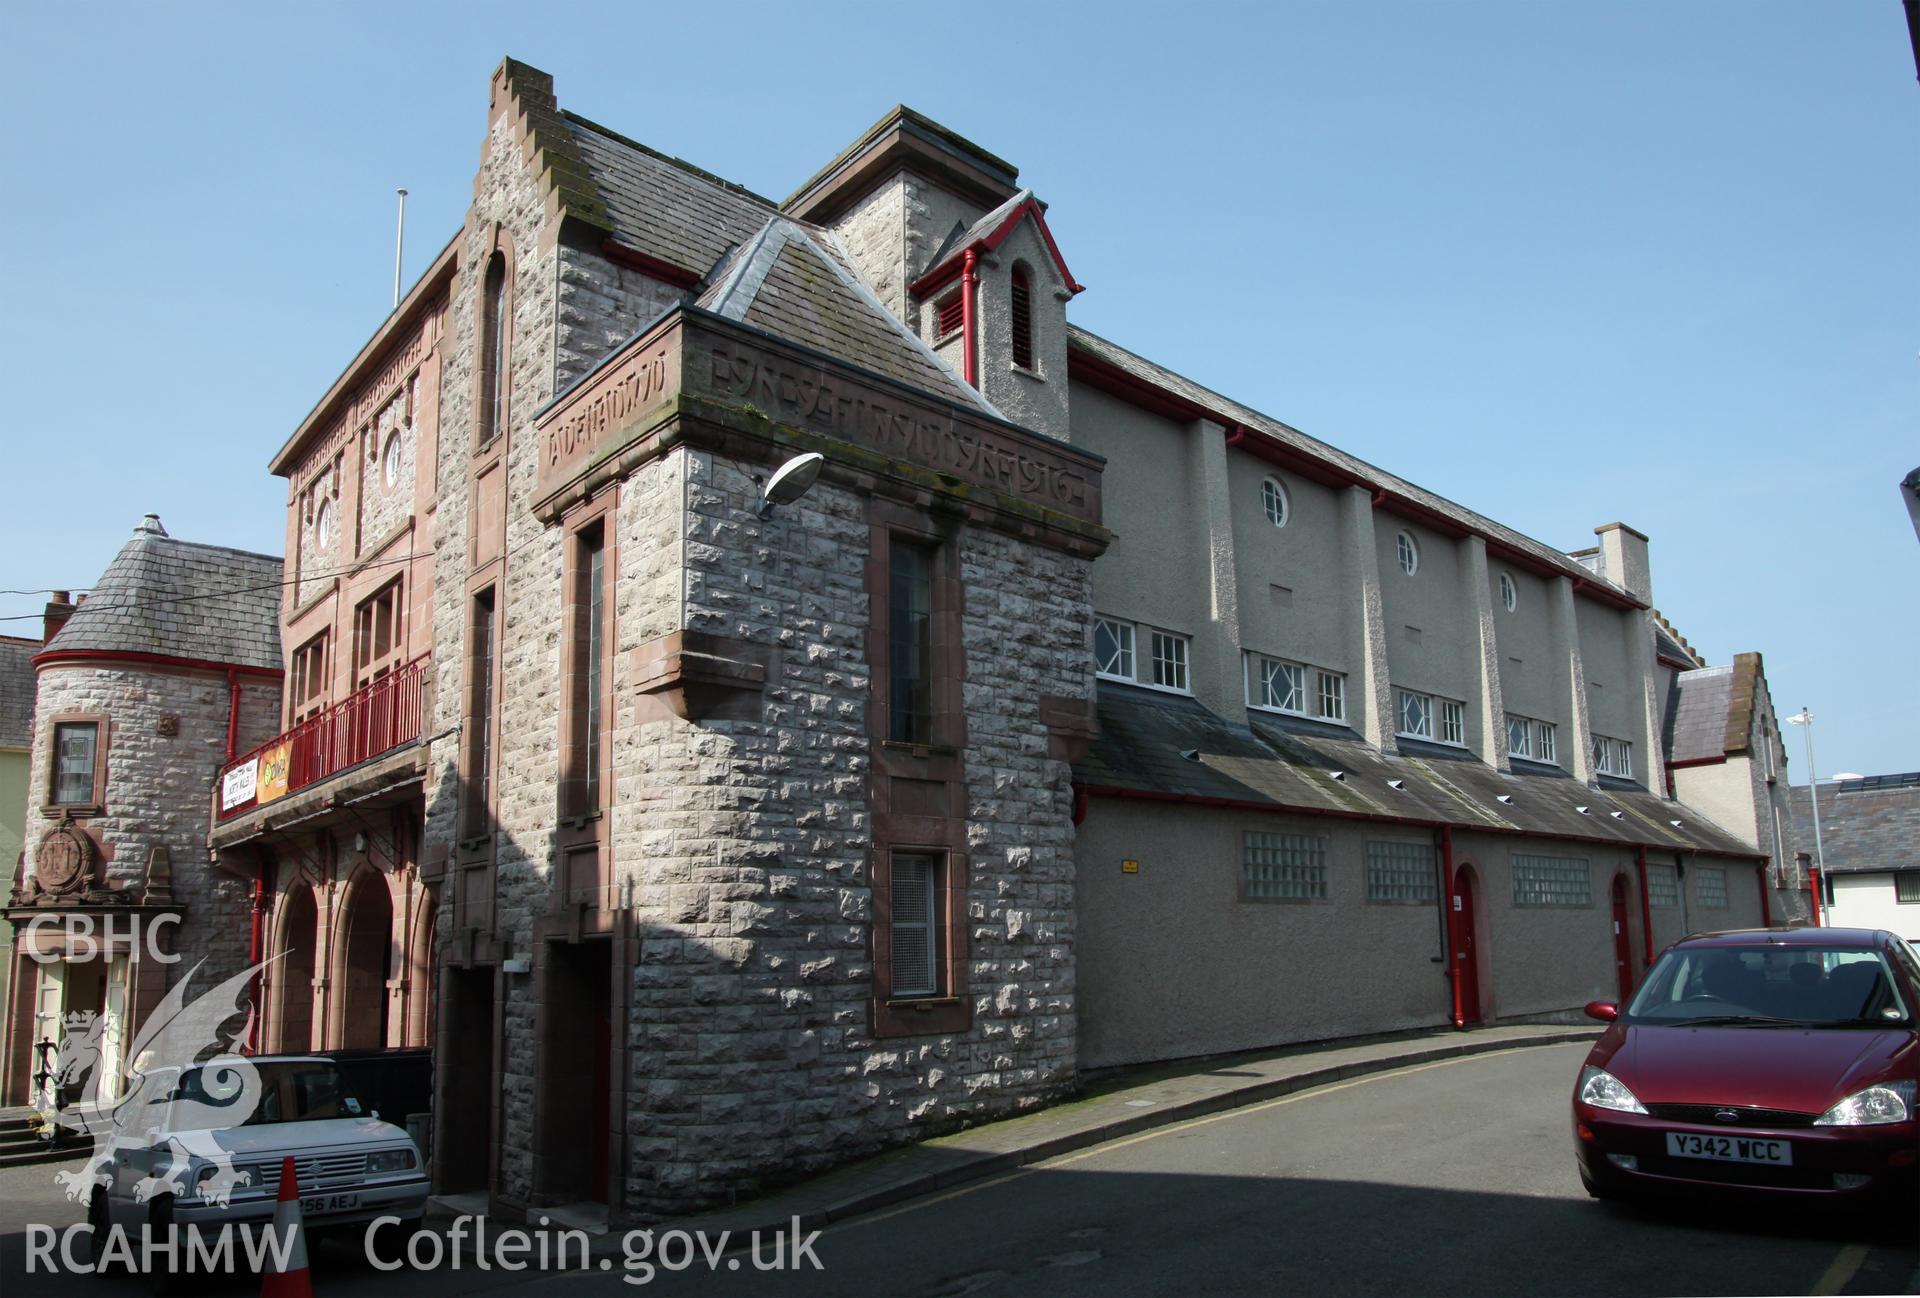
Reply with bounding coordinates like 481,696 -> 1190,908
1791,773 -> 1920,940
0,518 -> 281,1107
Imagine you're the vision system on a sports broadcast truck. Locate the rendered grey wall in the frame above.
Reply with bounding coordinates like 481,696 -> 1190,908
1377,516 -> 1472,711
1229,454 -> 1351,686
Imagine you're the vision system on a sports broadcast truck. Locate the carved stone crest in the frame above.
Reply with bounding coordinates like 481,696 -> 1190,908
34,825 -> 94,897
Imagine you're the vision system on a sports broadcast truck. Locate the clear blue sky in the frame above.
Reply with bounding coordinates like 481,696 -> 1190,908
4,2 -> 1914,781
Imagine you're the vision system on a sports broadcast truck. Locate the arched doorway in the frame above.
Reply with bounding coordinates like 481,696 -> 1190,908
274,887 -> 317,1053
1452,864 -> 1486,1025
1610,873 -> 1637,1003
336,871 -> 394,1049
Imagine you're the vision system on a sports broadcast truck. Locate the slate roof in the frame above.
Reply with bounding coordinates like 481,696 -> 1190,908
1067,327 -> 1645,603
697,219 -> 989,410
0,636 -> 36,749
1078,682 -> 1761,859
1665,665 -> 1734,764
42,517 -> 283,673
1790,776 -> 1920,876
565,113 -> 776,281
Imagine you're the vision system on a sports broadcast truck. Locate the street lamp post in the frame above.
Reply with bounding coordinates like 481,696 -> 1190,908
1786,709 -> 1824,923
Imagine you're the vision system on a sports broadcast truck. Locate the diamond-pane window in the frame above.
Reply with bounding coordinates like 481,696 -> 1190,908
1094,619 -> 1134,680
1399,690 -> 1432,739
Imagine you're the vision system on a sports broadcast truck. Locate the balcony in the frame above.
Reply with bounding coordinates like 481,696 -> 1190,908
215,655 -> 428,826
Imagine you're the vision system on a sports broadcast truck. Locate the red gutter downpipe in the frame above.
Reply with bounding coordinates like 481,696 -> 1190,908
1756,863 -> 1772,927
1635,845 -> 1654,966
1439,824 -> 1464,1028
1808,865 -> 1824,926
961,248 -> 980,387
225,668 -> 243,762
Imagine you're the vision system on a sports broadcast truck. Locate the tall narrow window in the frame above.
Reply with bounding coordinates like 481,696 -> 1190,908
464,589 -> 497,839
567,526 -> 607,814
888,852 -> 944,998
52,721 -> 100,806
477,253 -> 507,446
1010,267 -> 1034,370
889,540 -> 935,743
352,579 -> 404,687
290,632 -> 329,724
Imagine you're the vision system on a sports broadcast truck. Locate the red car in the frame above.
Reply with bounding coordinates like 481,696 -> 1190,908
1573,926 -> 1920,1202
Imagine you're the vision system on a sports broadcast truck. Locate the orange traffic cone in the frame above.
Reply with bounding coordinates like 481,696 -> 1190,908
260,1155 -> 313,1298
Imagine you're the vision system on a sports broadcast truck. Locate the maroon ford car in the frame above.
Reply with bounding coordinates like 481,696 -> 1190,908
1573,927 -> 1920,1201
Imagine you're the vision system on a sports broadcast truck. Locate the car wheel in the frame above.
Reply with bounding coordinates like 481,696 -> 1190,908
146,1197 -> 178,1297
87,1187 -> 115,1275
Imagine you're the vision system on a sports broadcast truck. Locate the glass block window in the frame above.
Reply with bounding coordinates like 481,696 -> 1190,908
1262,478 -> 1289,527
1367,840 -> 1437,903
1150,631 -> 1189,691
1513,854 -> 1592,907
1439,699 -> 1465,746
1094,618 -> 1134,680
1697,866 -> 1729,910
1243,832 -> 1327,901
1398,689 -> 1432,739
1647,863 -> 1680,908
1316,671 -> 1345,723
1897,874 -> 1920,905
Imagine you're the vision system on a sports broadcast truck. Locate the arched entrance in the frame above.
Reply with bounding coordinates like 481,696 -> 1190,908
336,871 -> 394,1049
1610,873 -> 1639,1003
1452,864 -> 1486,1025
274,887 -> 318,1053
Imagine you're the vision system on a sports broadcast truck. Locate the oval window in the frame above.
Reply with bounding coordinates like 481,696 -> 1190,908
1397,530 -> 1419,576
1261,478 -> 1289,528
315,499 -> 334,550
382,432 -> 402,490
1499,571 -> 1516,612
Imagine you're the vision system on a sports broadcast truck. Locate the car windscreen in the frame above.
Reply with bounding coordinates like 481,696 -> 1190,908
1625,944 -> 1911,1027
169,1060 -> 369,1126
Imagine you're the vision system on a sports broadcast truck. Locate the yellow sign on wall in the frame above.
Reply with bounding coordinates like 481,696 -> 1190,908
1122,859 -> 1139,874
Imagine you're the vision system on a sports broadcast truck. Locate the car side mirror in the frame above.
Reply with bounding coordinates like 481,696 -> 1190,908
1583,1000 -> 1618,1023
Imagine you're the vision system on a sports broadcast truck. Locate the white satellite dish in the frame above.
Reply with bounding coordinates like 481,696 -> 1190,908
758,452 -> 825,518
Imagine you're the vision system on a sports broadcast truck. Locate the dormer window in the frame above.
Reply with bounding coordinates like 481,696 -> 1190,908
1010,266 -> 1033,370
935,291 -> 964,342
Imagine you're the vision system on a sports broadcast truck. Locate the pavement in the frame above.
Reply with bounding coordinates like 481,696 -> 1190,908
428,1020 -> 1600,1254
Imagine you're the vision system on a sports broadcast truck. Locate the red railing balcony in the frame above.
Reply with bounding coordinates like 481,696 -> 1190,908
216,655 -> 428,821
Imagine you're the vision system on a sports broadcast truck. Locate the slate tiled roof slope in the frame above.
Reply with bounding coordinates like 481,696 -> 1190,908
0,636 -> 36,749
1079,683 -> 1760,858
698,220 -> 984,409
1068,326 -> 1643,603
44,518 -> 283,673
565,114 -> 776,281
1665,665 -> 1734,764
1790,776 -> 1920,876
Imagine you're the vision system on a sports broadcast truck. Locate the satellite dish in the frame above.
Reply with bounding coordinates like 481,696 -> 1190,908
758,452 -> 825,517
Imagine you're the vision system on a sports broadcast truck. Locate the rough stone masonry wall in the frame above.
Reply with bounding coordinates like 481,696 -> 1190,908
555,246 -> 686,394
611,451 -> 1088,1212
22,666 -> 253,984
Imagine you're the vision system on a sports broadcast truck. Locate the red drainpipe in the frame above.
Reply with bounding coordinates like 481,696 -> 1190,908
225,668 -> 242,762
1808,865 -> 1824,926
961,248 -> 980,387
1440,824 -> 1464,1028
1635,845 -> 1654,966
246,868 -> 268,1052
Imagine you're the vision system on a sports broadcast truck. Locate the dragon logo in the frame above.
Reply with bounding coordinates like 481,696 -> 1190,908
38,958 -> 273,1209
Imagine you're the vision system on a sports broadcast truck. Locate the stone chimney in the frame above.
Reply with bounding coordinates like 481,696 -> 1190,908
136,513 -> 168,537
1594,522 -> 1652,605
42,590 -> 76,646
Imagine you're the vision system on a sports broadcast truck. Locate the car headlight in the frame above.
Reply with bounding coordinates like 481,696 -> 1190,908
1579,1065 -> 1648,1114
367,1147 -> 417,1174
1814,1080 -> 1916,1127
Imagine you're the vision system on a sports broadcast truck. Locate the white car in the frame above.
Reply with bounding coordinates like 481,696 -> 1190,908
86,1053 -> 428,1270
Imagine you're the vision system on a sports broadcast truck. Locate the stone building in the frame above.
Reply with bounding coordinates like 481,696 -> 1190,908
1791,773 -> 1920,939
207,244 -> 450,1060
218,57 -> 1807,1225
0,632 -> 38,1057
1,518 -> 281,1106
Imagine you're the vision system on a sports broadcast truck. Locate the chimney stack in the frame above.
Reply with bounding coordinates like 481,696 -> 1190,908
42,590 -> 75,646
1594,522 -> 1652,606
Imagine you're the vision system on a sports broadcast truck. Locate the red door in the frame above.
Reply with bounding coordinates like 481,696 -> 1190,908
1611,874 -> 1635,1003
1453,868 -> 1482,1025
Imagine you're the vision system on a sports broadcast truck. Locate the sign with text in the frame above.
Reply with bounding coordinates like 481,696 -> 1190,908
219,758 -> 258,812
536,328 -> 681,499
256,741 -> 291,806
